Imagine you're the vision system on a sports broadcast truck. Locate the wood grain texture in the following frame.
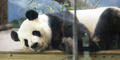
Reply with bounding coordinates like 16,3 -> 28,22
0,0 -> 8,25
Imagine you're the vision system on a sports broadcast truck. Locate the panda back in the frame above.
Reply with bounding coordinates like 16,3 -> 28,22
69,7 -> 109,36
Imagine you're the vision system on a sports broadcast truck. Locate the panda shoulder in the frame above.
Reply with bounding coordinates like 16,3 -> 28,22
100,7 -> 120,17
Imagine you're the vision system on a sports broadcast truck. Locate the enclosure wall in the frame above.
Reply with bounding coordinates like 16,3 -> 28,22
0,0 -> 8,25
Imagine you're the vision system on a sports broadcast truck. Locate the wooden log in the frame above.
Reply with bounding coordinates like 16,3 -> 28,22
0,0 -> 8,25
0,24 -> 13,31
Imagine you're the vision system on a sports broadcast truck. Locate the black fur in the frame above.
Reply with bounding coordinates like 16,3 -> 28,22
94,8 -> 120,50
31,42 -> 39,49
25,10 -> 38,20
24,39 -> 29,47
11,31 -> 20,41
47,14 -> 63,49
46,11 -> 99,53
32,31 -> 41,37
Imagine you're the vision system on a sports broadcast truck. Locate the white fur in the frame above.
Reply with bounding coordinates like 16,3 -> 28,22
17,14 -> 52,52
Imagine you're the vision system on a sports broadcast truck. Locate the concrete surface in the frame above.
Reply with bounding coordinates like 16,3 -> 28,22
0,28 -> 23,51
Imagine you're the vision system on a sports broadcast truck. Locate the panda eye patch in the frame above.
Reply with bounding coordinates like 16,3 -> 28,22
24,39 -> 29,47
32,31 -> 41,37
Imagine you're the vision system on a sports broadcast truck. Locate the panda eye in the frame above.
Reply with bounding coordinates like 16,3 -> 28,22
32,31 -> 41,37
24,39 -> 29,47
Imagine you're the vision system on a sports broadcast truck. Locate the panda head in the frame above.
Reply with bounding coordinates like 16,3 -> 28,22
11,10 -> 52,52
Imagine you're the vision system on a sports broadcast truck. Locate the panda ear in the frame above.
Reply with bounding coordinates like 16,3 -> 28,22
11,31 -> 20,41
25,10 -> 38,20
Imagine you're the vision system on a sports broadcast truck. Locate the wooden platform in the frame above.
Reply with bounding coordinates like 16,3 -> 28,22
0,50 -> 120,60
1,28 -> 120,60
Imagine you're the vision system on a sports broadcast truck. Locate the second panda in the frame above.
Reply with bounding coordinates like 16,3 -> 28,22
70,7 -> 120,50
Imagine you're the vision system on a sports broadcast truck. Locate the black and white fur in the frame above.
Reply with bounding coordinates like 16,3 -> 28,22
11,9 -> 98,53
70,7 -> 120,50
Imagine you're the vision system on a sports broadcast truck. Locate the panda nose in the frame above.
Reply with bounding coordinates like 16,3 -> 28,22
31,42 -> 38,49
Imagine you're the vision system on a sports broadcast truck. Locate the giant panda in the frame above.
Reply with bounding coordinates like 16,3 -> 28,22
11,6 -> 120,53
11,9 -> 98,53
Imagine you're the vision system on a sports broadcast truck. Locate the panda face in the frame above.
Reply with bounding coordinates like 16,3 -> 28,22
11,12 -> 52,52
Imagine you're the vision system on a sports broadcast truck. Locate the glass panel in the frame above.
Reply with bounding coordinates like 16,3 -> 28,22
0,0 -> 120,60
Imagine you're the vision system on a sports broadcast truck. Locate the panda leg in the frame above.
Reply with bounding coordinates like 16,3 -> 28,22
94,8 -> 120,50
93,19 -> 113,50
98,35 -> 114,50
58,37 -> 73,54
